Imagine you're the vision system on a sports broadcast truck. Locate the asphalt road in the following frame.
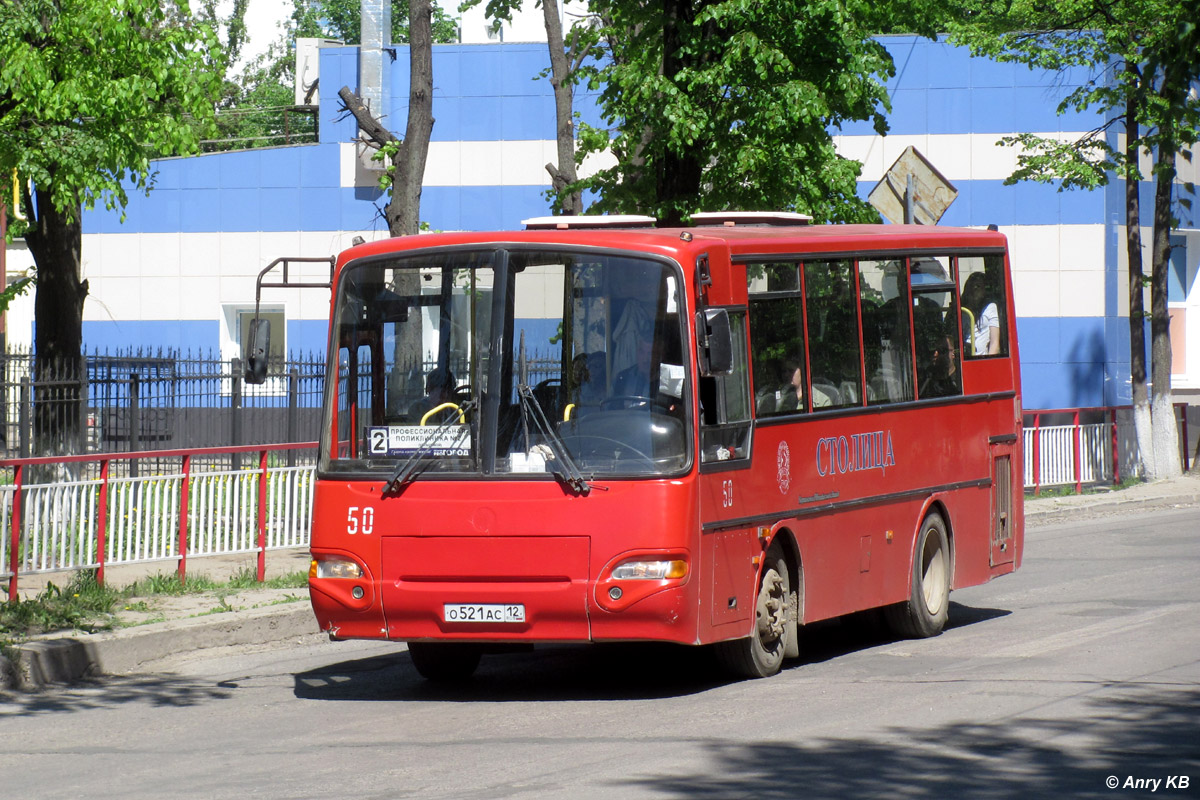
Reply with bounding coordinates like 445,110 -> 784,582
3,507 -> 1198,800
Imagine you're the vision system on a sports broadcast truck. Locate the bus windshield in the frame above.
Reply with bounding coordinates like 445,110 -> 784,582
321,247 -> 691,481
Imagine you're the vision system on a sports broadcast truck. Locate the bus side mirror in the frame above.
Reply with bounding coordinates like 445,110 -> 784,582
244,318 -> 270,385
697,307 -> 733,376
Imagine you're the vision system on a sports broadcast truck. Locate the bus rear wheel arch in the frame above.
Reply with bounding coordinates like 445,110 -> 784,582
885,510 -> 952,639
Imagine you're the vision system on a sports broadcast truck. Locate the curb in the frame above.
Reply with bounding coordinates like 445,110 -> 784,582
2,602 -> 319,692
1025,490 -> 1200,525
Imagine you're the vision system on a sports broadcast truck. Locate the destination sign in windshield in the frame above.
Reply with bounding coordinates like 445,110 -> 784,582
366,426 -> 471,457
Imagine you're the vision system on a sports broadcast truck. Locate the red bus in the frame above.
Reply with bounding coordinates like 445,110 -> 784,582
251,212 -> 1023,680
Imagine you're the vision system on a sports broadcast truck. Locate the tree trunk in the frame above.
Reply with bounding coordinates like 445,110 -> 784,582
542,0 -> 582,215
386,0 -> 434,238
657,0 -> 704,225
24,183 -> 87,459
1123,101 -> 1155,481
1148,143 -> 1182,479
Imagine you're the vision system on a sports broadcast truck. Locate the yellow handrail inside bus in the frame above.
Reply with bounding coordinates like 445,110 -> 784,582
420,402 -> 464,426
563,403 -> 575,421
960,307 -> 976,357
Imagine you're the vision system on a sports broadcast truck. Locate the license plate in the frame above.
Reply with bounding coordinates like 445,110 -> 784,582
443,603 -> 526,623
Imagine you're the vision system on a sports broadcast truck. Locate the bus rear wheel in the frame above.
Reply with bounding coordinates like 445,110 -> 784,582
714,545 -> 793,679
885,511 -> 951,639
407,642 -> 482,682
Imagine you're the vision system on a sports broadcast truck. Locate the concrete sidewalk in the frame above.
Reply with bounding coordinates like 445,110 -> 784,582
1024,472 -> 1200,524
4,473 -> 1199,693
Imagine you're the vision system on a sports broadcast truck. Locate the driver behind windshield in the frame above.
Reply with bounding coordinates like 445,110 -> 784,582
613,338 -> 653,398
409,367 -> 457,424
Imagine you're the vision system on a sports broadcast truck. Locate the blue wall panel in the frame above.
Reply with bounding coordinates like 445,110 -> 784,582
82,320 -> 220,354
219,151 -> 262,189
287,319 -> 329,355
180,189 -> 222,233
79,320 -> 329,358
1016,316 -> 1123,408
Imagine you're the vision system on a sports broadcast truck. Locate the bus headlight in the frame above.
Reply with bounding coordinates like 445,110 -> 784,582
612,559 -> 688,580
310,558 -> 363,579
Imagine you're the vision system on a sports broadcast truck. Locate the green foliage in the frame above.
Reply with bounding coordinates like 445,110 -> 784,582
570,0 -> 915,223
293,0 -> 461,45
946,0 -> 1200,191
0,0 -> 225,221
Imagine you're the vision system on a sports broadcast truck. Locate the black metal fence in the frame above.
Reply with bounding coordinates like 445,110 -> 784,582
1,347 -> 326,474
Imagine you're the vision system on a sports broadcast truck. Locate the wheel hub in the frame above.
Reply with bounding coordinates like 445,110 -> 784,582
756,570 -> 786,642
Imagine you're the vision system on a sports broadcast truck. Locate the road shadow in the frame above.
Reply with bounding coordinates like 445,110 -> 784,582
613,684 -> 1200,799
293,600 -> 1011,702
0,672 -> 232,718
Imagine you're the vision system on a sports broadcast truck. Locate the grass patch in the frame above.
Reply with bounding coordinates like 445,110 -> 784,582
1,568 -> 309,643
122,568 -> 308,597
1030,477 -> 1146,498
0,571 -> 121,641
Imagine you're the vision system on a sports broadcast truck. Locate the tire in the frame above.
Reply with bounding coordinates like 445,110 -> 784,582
714,545 -> 794,678
885,511 -> 951,639
407,642 -> 482,682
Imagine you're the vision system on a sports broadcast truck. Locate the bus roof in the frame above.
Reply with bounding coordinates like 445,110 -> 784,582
339,223 -> 1009,265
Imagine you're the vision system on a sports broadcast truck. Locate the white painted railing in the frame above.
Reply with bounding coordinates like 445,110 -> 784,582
1023,404 -> 1190,490
1,444 -> 315,598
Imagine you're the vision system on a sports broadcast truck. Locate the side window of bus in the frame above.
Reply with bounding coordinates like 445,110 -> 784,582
747,263 -> 806,417
700,310 -> 752,463
804,259 -> 861,408
910,256 -> 963,400
859,259 -> 914,404
959,255 -> 1008,358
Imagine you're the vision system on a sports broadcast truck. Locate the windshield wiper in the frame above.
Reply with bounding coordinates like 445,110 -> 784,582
516,384 -> 591,496
382,400 -> 478,497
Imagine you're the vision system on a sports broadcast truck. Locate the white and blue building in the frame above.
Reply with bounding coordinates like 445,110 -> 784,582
5,27 -> 1199,414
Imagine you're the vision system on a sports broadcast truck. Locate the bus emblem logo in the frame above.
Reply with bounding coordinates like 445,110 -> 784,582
777,441 -> 791,494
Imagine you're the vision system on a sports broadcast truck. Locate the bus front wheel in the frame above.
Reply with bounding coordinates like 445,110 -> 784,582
714,545 -> 793,679
407,642 -> 482,682
885,511 -> 951,639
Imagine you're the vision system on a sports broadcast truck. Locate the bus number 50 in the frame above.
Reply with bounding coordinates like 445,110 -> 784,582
347,506 -> 375,535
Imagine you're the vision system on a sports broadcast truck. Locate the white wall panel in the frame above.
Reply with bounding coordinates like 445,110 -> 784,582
178,276 -> 222,319
139,276 -> 182,319
91,233 -> 139,280
180,232 -> 221,277
1007,225 -> 1063,273
139,233 -> 182,277
837,132 -> 1091,182
459,141 -> 504,186
1059,270 -> 1107,317
1057,224 -> 1105,271
1012,270 -> 1062,317
93,277 -> 144,319
219,233 -> 263,277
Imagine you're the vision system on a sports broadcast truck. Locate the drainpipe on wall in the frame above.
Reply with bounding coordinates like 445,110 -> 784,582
359,0 -> 391,171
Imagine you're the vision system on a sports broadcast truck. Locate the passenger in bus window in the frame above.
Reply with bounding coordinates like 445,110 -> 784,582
919,333 -> 960,398
409,367 -> 457,422
780,357 -> 805,412
962,273 -> 1001,356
